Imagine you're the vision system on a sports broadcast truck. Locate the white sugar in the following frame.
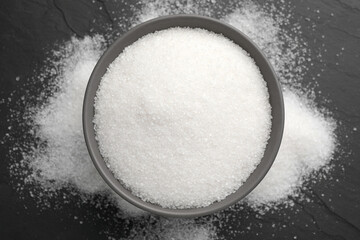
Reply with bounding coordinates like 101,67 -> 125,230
246,89 -> 336,207
21,35 -> 147,218
28,36 -> 107,194
6,1 -> 338,239
94,28 -> 272,208
222,2 -> 310,85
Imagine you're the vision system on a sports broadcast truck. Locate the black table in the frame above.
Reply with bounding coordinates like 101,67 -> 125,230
1,0 -> 359,239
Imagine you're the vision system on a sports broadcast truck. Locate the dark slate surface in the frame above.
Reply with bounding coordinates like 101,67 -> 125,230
1,0 -> 360,239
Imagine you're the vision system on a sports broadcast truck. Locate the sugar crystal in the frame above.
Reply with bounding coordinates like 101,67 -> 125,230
94,28 -> 272,208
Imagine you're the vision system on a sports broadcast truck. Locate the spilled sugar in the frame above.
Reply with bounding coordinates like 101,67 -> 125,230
133,0 -> 310,86
5,0 -> 337,239
95,27 -> 271,209
246,89 -> 336,208
13,35 -> 146,218
119,217 -> 217,240
27,36 -> 107,194
222,3 -> 310,85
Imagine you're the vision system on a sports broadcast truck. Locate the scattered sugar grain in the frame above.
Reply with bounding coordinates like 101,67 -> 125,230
94,27 -> 272,208
13,36 -> 146,218
119,217 -> 217,240
108,193 -> 147,218
222,3 -> 310,85
246,89 -> 336,207
26,36 -> 107,194
5,0 -> 338,239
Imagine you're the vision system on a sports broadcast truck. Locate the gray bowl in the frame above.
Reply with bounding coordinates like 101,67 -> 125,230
83,15 -> 284,218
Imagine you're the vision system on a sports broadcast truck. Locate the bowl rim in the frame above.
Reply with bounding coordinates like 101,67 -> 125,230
83,14 -> 284,218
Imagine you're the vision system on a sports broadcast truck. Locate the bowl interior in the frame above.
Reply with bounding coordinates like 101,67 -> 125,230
83,14 -> 284,218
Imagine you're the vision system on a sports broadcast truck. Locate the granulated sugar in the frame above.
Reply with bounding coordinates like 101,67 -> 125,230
222,3 -> 310,85
5,0 -> 337,239
246,89 -> 336,207
133,0 -> 310,86
94,27 -> 271,208
26,36 -> 107,194
14,35 -> 146,218
120,217 -> 217,240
